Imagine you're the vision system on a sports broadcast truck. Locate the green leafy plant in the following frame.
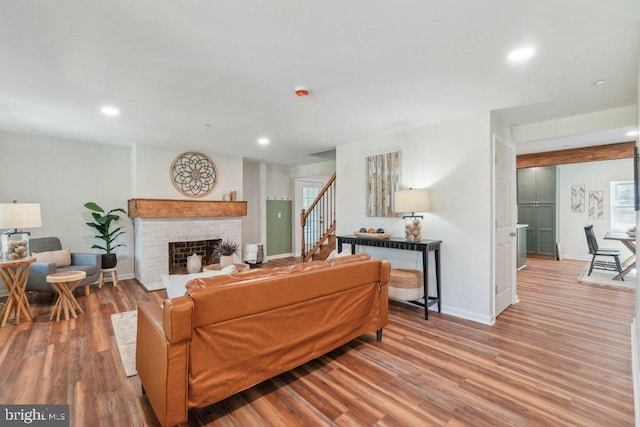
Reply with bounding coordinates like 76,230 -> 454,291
213,239 -> 240,257
84,202 -> 126,254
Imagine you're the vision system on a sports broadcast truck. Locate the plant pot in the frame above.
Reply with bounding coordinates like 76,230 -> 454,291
220,255 -> 234,268
102,253 -> 117,269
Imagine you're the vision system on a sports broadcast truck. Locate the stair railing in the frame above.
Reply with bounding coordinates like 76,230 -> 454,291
301,172 -> 336,261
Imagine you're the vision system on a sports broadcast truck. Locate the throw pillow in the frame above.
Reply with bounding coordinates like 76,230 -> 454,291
326,249 -> 355,260
33,248 -> 72,267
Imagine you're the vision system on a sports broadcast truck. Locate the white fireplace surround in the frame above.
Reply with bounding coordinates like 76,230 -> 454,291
134,217 -> 241,286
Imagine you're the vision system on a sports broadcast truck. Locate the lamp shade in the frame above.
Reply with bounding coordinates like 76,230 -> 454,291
394,189 -> 430,213
0,203 -> 42,230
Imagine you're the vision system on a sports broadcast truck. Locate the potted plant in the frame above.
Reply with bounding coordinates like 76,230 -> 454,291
84,202 -> 126,269
213,239 -> 240,268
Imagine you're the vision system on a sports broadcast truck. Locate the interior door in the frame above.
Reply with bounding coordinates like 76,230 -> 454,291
495,135 -> 516,317
266,200 -> 292,256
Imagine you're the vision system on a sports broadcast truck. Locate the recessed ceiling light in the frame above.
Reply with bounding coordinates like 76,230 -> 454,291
507,47 -> 535,62
258,138 -> 269,145
591,80 -> 607,86
626,130 -> 638,137
100,106 -> 120,116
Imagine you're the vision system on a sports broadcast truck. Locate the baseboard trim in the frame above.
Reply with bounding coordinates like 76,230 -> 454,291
631,319 -> 639,426
441,305 -> 494,325
265,253 -> 295,260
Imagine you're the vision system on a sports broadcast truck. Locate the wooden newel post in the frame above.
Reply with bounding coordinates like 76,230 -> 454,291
301,209 -> 307,258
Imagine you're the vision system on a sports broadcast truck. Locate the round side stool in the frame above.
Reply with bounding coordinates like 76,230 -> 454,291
46,271 -> 86,321
99,268 -> 119,289
388,269 -> 424,302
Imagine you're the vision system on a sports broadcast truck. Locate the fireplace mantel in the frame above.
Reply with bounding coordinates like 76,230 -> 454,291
128,198 -> 247,218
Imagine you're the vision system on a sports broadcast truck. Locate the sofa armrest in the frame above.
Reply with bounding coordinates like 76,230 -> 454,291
137,300 -> 191,427
71,252 -> 100,267
26,262 -> 57,292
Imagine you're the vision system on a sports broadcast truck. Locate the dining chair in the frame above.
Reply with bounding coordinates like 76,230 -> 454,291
584,225 -> 623,277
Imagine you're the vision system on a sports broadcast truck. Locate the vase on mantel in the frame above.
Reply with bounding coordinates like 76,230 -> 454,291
186,253 -> 202,273
220,255 -> 234,268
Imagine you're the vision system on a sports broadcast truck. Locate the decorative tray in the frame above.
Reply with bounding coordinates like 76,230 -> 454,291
353,231 -> 391,240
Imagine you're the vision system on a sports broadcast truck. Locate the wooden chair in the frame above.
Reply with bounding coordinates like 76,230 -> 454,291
584,225 -> 623,277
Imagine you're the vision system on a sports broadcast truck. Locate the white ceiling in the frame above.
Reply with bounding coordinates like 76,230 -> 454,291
0,1 -> 638,164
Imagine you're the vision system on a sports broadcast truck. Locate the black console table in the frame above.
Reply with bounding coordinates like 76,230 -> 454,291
337,235 -> 442,320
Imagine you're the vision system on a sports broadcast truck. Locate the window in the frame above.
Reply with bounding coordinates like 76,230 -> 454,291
610,181 -> 635,231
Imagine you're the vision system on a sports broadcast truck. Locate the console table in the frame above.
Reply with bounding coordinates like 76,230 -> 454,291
337,235 -> 441,320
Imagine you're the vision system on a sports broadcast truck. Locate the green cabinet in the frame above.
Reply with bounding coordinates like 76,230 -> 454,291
517,166 -> 556,257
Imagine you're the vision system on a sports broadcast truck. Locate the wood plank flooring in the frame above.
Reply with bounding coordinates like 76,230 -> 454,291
0,257 -> 634,426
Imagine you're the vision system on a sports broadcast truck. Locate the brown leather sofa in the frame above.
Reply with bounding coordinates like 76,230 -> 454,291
136,254 -> 390,426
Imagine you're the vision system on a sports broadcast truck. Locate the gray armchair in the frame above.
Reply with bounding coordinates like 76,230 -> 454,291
26,237 -> 101,295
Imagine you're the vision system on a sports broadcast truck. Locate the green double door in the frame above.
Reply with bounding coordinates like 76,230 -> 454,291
266,200 -> 292,256
517,166 -> 557,257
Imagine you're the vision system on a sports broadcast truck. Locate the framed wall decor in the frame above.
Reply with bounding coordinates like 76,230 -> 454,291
588,190 -> 603,220
571,184 -> 585,212
366,151 -> 401,217
170,151 -> 218,198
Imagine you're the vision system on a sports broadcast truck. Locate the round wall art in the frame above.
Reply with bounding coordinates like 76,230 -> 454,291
170,151 -> 218,198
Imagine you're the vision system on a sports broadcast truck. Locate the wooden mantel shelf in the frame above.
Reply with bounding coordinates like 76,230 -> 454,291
128,198 -> 247,218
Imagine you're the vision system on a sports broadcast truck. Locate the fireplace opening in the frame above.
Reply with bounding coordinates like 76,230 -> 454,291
168,239 -> 221,274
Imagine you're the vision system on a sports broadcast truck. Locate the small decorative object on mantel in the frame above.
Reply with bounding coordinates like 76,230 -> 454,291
170,151 -> 218,198
213,239 -> 240,267
84,202 -> 126,269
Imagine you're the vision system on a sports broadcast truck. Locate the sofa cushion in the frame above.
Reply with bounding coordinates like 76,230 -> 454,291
33,248 -> 72,267
328,253 -> 371,266
188,268 -> 274,291
272,260 -> 330,275
57,264 -> 99,277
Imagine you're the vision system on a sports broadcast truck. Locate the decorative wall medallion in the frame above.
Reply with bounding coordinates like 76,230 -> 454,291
170,151 -> 218,198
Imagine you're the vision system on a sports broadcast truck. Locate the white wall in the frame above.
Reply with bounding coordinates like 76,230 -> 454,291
336,112 -> 494,324
131,143 -> 243,200
0,130 -> 134,277
242,160 -> 261,247
266,163 -> 292,200
558,159 -> 634,260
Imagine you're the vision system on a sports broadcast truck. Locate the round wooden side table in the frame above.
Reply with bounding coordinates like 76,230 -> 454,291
0,256 -> 35,327
98,267 -> 119,288
46,271 -> 86,321
203,263 -> 250,273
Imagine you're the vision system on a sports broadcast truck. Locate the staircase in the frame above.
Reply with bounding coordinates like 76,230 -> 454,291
301,172 -> 336,262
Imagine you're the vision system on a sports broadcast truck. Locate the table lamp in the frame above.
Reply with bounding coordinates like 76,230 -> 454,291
0,201 -> 42,261
394,189 -> 430,241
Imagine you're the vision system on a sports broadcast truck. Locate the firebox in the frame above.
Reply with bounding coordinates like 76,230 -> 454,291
168,239 -> 221,274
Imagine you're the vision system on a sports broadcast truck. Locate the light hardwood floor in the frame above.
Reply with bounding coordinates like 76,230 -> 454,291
0,257 -> 634,426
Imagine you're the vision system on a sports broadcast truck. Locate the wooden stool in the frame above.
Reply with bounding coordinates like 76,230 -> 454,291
47,271 -> 86,321
389,269 -> 424,302
99,268 -> 119,288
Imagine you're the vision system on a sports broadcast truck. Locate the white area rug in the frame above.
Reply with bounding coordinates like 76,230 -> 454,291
577,264 -> 635,290
141,280 -> 165,292
111,310 -> 138,377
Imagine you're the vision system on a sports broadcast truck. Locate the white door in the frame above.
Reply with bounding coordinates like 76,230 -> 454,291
495,135 -> 517,317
